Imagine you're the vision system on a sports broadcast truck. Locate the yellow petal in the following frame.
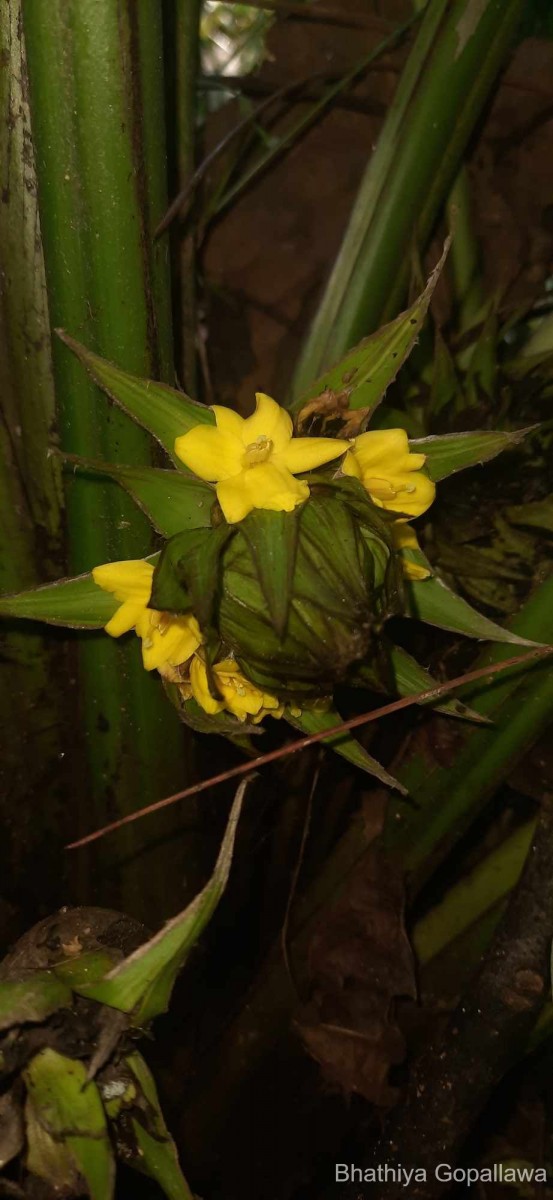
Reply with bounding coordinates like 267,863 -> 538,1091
190,656 -> 224,714
402,559 -> 431,581
92,559 -> 154,603
104,599 -> 146,638
242,393 -> 293,452
387,471 -> 435,518
211,405 -> 246,440
174,425 -> 243,481
352,428 -> 411,470
140,616 -> 201,672
341,449 -> 362,479
392,524 -> 420,552
280,435 -> 349,474
216,462 -> 309,523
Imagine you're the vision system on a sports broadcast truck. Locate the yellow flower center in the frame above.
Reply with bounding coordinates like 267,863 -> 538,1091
242,435 -> 273,467
365,476 -> 417,501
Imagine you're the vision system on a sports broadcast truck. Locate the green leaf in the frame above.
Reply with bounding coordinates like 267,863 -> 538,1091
53,950 -> 121,990
405,559 -> 539,646
290,239 -> 449,417
430,328 -> 463,416
60,452 -> 215,537
411,427 -> 536,482
286,706 -> 406,793
388,644 -> 490,724
240,509 -> 300,637
102,1053 -> 193,1200
74,788 -> 243,1023
0,556 -> 159,629
507,496 -> 553,534
151,525 -> 233,628
58,331 -> 214,464
126,1054 -> 192,1200
24,1049 -> 114,1200
0,972 -> 72,1032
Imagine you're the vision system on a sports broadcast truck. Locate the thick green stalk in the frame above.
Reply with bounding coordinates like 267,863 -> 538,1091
447,168 -> 485,335
413,819 -> 534,965
171,0 -> 201,393
0,2 -> 66,918
22,1 -> 189,919
292,0 -> 524,391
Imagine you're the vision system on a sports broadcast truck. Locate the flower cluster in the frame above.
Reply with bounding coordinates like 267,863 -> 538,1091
93,393 -> 435,724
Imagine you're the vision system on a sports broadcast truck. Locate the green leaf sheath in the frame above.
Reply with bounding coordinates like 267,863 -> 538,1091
21,1 -> 189,918
290,243 -> 449,415
152,526 -> 233,629
239,509 -> 300,637
293,0 -> 525,386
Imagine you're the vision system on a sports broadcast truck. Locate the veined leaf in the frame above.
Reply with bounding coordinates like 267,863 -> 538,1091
107,1053 -> 194,1200
151,526 -> 233,628
240,509 -> 300,637
24,1049 -> 114,1200
405,555 -> 538,646
287,706 -> 406,793
58,331 -> 214,464
74,788 -> 243,1023
60,452 -> 215,537
0,972 -> 72,1032
350,645 -> 487,723
0,555 -> 159,629
290,240 -> 449,418
0,573 -> 117,629
411,427 -> 536,482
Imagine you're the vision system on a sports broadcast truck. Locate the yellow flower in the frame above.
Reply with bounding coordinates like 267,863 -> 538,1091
342,428 -> 435,518
392,525 -> 431,581
188,655 -> 284,724
92,560 -> 201,673
174,393 -> 349,524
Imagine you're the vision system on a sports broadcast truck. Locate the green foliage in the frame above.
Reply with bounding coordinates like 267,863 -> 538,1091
75,790 -> 243,1023
24,1050 -> 114,1200
59,332 -> 214,465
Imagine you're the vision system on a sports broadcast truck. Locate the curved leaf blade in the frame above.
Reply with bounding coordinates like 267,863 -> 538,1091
287,706 -> 406,793
0,554 -> 160,629
411,427 -> 536,482
405,557 -> 539,646
61,452 -> 215,537
58,331 -> 214,463
74,788 -> 244,1023
290,240 -> 449,418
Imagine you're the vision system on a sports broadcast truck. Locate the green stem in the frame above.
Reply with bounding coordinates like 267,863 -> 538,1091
0,0 -> 66,917
172,0 -> 201,395
22,0 -> 191,919
292,0 -> 525,392
413,819 -> 535,965
447,167 -> 486,334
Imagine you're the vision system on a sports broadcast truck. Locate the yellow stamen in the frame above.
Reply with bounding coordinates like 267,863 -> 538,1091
242,435 -> 273,466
